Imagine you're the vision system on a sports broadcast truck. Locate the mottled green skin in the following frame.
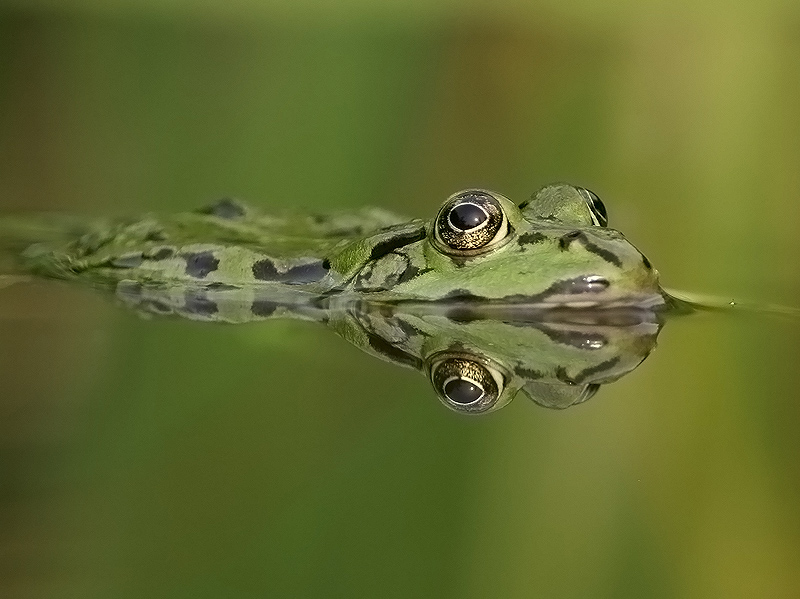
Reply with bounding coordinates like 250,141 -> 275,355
18,184 -> 665,311
19,202 -> 405,291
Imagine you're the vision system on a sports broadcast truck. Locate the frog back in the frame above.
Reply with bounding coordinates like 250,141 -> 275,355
19,198 -> 409,291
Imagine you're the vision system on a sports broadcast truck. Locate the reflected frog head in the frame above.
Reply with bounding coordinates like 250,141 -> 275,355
345,302 -> 663,415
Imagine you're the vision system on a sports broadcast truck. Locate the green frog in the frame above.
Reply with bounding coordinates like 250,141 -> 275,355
11,183 -> 666,313
1,183 -> 670,413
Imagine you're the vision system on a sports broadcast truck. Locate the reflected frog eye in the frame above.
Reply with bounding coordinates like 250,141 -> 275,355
429,354 -> 505,414
578,187 -> 608,227
434,190 -> 510,253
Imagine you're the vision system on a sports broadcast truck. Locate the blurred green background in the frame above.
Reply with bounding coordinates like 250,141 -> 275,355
1,1 -> 800,598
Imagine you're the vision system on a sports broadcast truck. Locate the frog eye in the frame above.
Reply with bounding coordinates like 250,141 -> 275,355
578,187 -> 608,227
429,354 -> 506,414
434,190 -> 510,253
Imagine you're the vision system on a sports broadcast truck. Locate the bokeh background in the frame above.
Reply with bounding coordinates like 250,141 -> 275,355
1,1 -> 800,597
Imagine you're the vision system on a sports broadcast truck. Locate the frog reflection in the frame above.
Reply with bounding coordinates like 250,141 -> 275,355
112,283 -> 663,413
339,302 -> 661,414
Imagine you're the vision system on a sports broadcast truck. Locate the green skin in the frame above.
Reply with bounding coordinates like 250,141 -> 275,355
7,183 -> 668,413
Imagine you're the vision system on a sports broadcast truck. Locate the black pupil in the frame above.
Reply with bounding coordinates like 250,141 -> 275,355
449,202 -> 488,231
444,378 -> 483,405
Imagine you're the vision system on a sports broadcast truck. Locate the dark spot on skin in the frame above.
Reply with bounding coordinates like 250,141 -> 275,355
558,231 -> 622,268
580,239 -> 623,268
184,290 -> 218,315
283,261 -> 328,284
251,299 -> 278,317
397,265 -> 433,285
642,254 -> 652,269
369,229 -> 426,261
555,358 -> 621,386
535,324 -> 608,349
110,253 -> 144,268
518,199 -> 530,210
145,229 -> 167,242
397,264 -> 420,284
514,366 -> 544,380
558,230 -> 583,250
367,331 -> 423,369
517,232 -> 546,246
199,198 -> 246,220
439,289 -> 489,302
572,357 -> 621,384
252,258 -> 279,280
322,258 -> 331,270
184,251 -> 220,278
149,247 -> 175,260
206,282 -> 239,290
444,306 -> 486,322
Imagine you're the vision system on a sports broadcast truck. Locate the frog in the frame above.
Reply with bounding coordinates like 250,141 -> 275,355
333,300 -> 662,414
9,183 -> 667,315
1,183 -> 670,412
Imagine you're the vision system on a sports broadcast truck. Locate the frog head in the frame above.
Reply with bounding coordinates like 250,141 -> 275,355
331,184 -> 664,308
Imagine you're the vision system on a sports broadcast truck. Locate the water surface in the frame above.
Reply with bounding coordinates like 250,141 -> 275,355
2,3 -> 800,598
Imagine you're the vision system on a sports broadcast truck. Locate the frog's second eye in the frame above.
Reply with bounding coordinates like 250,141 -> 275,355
578,187 -> 608,227
434,190 -> 509,253
429,355 -> 505,414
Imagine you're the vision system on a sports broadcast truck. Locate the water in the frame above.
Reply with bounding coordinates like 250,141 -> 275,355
3,277 -> 799,598
2,4 -> 800,598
